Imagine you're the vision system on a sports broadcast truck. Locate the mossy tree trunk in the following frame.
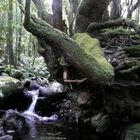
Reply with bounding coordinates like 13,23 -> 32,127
74,0 -> 112,33
23,0 -> 114,85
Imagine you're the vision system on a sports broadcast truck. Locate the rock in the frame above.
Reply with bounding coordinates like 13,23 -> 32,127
0,76 -> 26,110
10,69 -> 23,80
0,76 -> 22,98
77,91 -> 92,106
0,126 -> 4,136
39,81 -> 64,97
2,109 -> 27,131
0,135 -> 13,140
91,113 -> 111,133
121,123 -> 140,140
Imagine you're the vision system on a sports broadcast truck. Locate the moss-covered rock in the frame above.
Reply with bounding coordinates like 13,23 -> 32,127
121,124 -> 140,140
75,33 -> 114,85
91,113 -> 111,133
0,76 -> 22,98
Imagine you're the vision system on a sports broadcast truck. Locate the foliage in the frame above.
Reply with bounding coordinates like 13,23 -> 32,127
20,54 -> 49,78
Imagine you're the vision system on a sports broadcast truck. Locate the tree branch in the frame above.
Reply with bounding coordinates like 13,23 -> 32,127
17,0 -> 25,13
130,0 -> 140,13
86,18 -> 140,35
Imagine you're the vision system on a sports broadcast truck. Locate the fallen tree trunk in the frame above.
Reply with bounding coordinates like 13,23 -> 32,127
23,0 -> 114,86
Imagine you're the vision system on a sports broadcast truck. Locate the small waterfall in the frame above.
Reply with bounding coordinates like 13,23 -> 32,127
26,90 -> 39,113
22,89 -> 58,122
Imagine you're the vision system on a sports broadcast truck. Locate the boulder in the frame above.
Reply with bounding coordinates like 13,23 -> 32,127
91,113 -> 111,133
0,76 -> 26,110
0,76 -> 22,98
2,109 -> 27,131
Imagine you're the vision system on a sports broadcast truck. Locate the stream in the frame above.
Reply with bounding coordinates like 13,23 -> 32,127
10,88 -> 99,140
13,123 -> 98,140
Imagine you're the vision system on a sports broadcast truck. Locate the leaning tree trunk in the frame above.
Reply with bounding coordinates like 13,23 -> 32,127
32,0 -> 58,77
23,0 -> 114,86
74,0 -> 112,33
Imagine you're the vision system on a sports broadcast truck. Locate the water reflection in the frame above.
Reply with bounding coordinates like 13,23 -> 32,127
13,122 -> 99,140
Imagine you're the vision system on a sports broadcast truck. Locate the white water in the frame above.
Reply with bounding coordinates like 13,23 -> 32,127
27,90 -> 39,113
22,89 -> 58,122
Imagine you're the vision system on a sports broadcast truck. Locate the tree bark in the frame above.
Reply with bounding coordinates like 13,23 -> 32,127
7,0 -> 15,66
127,0 -> 140,18
69,0 -> 80,15
32,0 -> 53,25
74,0 -> 112,33
86,18 -> 140,35
52,0 -> 63,30
111,0 -> 121,19
23,0 -> 114,85
67,0 -> 80,36
32,0 -> 57,77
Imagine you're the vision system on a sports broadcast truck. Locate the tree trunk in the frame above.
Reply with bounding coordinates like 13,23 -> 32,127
17,12 -> 23,62
111,0 -> 121,19
32,0 -> 57,77
32,0 -> 53,25
67,0 -> 80,36
69,0 -> 80,15
127,0 -> 140,18
7,0 -> 15,66
74,0 -> 112,33
52,0 -> 63,30
23,0 -> 114,85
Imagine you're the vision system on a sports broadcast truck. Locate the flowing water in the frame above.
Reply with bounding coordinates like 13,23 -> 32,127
22,89 -> 58,122
11,89 -> 99,140
24,90 -> 39,114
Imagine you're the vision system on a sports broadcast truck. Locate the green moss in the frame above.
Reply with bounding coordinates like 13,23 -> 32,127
103,27 -> 135,36
74,33 -> 114,85
75,33 -> 104,57
0,76 -> 20,85
124,45 -> 140,57
0,76 -> 21,97
121,124 -> 140,140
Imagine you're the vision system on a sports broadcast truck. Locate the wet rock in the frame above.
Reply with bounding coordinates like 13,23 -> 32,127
39,81 -> 64,98
23,79 -> 40,90
0,135 -> 13,140
2,109 -> 27,131
0,126 -> 4,136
